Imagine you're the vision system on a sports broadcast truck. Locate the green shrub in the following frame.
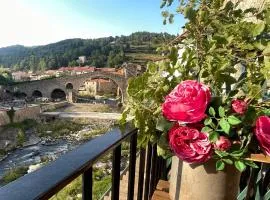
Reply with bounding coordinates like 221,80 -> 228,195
37,120 -> 82,137
16,129 -> 26,146
2,167 -> 28,184
6,119 -> 37,131
50,175 -> 111,200
0,149 -> 6,156
50,176 -> 82,200
93,176 -> 111,200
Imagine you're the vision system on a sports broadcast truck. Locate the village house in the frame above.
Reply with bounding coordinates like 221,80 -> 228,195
11,71 -> 30,81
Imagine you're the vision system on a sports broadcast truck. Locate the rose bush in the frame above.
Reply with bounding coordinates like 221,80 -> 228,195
255,116 -> 270,156
121,0 -> 270,172
231,99 -> 248,115
162,80 -> 211,123
168,123 -> 212,163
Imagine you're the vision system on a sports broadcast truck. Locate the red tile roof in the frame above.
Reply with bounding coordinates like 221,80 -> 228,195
58,66 -> 96,72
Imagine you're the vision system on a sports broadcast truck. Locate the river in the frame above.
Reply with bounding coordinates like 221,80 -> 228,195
0,139 -> 81,179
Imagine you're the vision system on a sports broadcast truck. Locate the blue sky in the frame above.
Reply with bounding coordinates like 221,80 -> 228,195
0,0 -> 185,48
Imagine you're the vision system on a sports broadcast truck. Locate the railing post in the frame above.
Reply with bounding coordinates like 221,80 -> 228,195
82,167 -> 93,200
149,143 -> 157,198
127,133 -> 138,200
156,156 -> 161,184
143,143 -> 152,200
111,145 -> 121,200
137,149 -> 146,200
161,158 -> 167,180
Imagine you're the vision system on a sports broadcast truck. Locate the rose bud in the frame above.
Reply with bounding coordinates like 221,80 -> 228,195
231,99 -> 248,115
214,136 -> 231,151
255,116 -> 270,156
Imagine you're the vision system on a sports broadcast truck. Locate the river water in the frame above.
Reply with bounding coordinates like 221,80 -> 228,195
0,139 -> 81,180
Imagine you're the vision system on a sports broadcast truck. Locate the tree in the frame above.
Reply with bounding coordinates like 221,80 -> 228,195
0,67 -> 13,85
0,32 -> 175,70
29,55 -> 37,72
38,59 -> 47,71
68,60 -> 77,66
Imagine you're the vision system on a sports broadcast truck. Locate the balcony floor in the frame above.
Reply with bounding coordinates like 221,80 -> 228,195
152,180 -> 171,200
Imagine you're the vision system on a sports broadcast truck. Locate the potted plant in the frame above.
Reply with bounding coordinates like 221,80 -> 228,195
121,0 -> 270,199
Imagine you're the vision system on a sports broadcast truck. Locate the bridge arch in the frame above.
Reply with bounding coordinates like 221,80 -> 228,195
66,83 -> 73,90
51,88 -> 66,101
14,91 -> 27,99
32,90 -> 43,98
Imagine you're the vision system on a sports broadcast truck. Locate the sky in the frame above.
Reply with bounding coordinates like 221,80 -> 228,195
0,0 -> 185,48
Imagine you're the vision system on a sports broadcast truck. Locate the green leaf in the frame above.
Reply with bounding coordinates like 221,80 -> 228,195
201,126 -> 213,133
216,160 -> 225,171
230,150 -> 245,158
156,116 -> 172,132
219,118 -> 230,134
262,109 -> 270,116
252,22 -> 265,37
157,145 -> 166,157
228,115 -> 242,125
215,150 -> 229,158
204,118 -> 212,126
244,161 -> 259,168
263,43 -> 270,56
218,106 -> 225,117
209,131 -> 219,142
234,160 -> 246,172
223,159 -> 233,165
209,107 -> 216,117
183,7 -> 196,21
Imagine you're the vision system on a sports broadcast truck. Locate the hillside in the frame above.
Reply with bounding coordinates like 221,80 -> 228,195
0,32 -> 175,71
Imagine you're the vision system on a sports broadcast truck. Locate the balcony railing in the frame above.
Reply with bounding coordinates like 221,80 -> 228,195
238,163 -> 270,200
1,123 -> 268,200
0,124 -> 166,200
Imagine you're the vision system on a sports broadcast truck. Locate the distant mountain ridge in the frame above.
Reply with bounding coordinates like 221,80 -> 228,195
0,32 -> 175,71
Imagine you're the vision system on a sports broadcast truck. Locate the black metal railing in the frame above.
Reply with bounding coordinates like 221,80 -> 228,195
238,163 -> 270,200
0,124 -> 166,200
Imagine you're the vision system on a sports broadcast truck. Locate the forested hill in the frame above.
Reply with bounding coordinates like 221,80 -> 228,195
0,32 -> 175,71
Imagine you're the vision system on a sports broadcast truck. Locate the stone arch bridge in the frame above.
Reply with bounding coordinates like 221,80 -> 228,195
11,71 -> 127,102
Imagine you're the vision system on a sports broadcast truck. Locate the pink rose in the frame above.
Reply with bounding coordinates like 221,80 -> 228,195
162,80 -> 211,123
231,99 -> 248,115
188,123 -> 204,131
255,116 -> 270,156
168,123 -> 212,163
214,136 -> 231,151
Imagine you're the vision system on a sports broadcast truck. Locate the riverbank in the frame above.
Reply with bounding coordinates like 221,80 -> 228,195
0,118 -> 117,183
0,125 -> 130,200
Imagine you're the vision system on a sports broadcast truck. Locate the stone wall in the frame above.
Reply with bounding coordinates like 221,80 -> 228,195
40,101 -> 69,112
0,111 -> 10,126
0,106 -> 40,126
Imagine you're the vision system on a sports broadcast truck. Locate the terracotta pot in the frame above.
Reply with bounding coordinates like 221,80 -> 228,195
170,157 -> 241,200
